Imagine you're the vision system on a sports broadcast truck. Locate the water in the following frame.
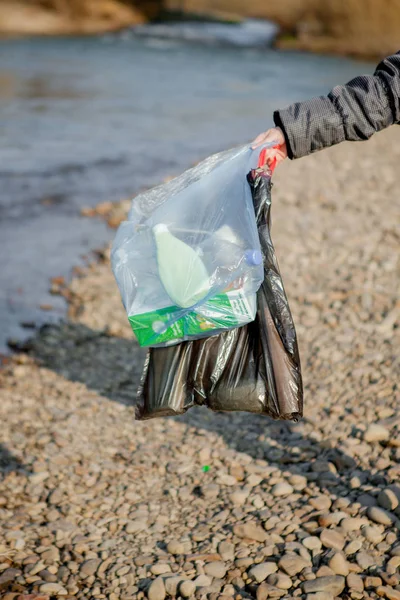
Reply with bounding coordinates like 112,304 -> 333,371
0,33 -> 374,352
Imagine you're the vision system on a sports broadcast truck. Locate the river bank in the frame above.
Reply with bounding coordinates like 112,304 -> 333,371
0,0 -> 398,58
0,1 -> 146,36
1,126 -> 400,598
175,0 -> 400,59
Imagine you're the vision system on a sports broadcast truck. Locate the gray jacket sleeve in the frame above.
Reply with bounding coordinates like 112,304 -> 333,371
273,51 -> 400,159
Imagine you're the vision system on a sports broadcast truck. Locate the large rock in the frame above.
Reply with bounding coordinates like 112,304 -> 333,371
0,0 -> 146,37
167,0 -> 399,58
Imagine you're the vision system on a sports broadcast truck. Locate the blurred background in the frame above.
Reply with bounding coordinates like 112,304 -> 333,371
0,0 -> 399,353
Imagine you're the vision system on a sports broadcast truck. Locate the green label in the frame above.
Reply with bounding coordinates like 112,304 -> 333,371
128,290 -> 255,347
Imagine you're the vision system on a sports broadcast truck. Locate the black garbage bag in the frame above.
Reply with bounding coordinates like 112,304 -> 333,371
136,163 -> 303,421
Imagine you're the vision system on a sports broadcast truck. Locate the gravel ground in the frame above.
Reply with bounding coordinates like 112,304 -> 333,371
1,128 -> 400,600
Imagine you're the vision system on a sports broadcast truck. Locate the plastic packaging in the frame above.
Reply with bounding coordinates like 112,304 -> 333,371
136,157 -> 303,421
112,145 -> 266,347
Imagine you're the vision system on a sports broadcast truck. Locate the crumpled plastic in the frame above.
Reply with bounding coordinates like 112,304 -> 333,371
136,160 -> 303,421
111,145 -> 265,348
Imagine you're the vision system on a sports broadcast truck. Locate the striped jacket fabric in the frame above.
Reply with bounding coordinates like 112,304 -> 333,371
274,51 -> 400,159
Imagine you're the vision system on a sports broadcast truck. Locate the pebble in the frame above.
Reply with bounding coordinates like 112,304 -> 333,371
230,491 -> 249,506
218,542 -> 234,562
41,546 -> 60,563
305,594 -> 334,600
341,517 -> 368,532
328,553 -> 350,576
151,563 -> 171,575
278,554 -> 310,576
218,474 -> 237,486
165,576 -> 185,596
301,575 -> 345,595
135,555 -> 154,567
309,496 -> 332,511
40,569 -> 58,582
125,520 -> 147,534
376,586 -> 400,599
222,585 -> 235,596
233,523 -> 268,542
391,545 -> 400,557
362,525 -> 384,544
364,576 -> 382,588
39,583 -> 68,595
267,573 -> 292,590
378,488 -> 399,511
367,506 -> 396,525
347,573 -> 364,592
193,575 -> 212,587
204,562 -> 227,579
148,577 -> 166,600
318,512 -> 346,527
289,475 -> 307,491
14,538 -> 25,550
0,568 -> 21,589
316,566 -> 335,578
235,557 -> 253,569
319,529 -> 345,551
48,488 -> 63,505
344,540 -> 363,555
386,556 -> 400,573
180,580 -> 196,598
256,583 -> 286,599
79,559 -> 101,579
271,483 -> 294,497
357,492 -> 377,507
303,537 -> 322,551
248,562 -> 278,583
247,474 -> 263,487
356,551 -> 376,570
201,484 -> 220,498
363,424 -> 390,443
167,540 -> 185,555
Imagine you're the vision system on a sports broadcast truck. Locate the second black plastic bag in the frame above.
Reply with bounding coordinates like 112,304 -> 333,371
136,163 -> 303,421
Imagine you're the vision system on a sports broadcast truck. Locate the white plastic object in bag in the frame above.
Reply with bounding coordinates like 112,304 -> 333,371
111,144 -> 270,347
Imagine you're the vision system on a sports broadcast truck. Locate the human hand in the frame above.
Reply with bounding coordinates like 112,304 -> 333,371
251,127 -> 287,168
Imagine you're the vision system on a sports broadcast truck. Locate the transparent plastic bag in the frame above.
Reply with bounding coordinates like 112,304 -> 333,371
136,159 -> 303,421
112,145 -> 267,347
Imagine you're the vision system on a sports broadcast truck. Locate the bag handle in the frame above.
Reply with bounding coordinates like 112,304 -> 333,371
257,145 -> 280,172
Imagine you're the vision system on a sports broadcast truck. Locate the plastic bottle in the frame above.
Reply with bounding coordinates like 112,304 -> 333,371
205,225 -> 262,283
153,224 -> 210,309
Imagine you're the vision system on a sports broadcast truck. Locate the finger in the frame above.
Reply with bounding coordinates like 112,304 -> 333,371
251,133 -> 268,149
252,130 -> 282,150
270,149 -> 287,168
258,147 -> 278,165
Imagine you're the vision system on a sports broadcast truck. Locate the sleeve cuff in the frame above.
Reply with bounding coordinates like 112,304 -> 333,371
274,96 -> 346,159
273,110 -> 294,159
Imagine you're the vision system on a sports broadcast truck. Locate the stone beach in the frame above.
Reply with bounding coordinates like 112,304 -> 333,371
1,127 -> 400,600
